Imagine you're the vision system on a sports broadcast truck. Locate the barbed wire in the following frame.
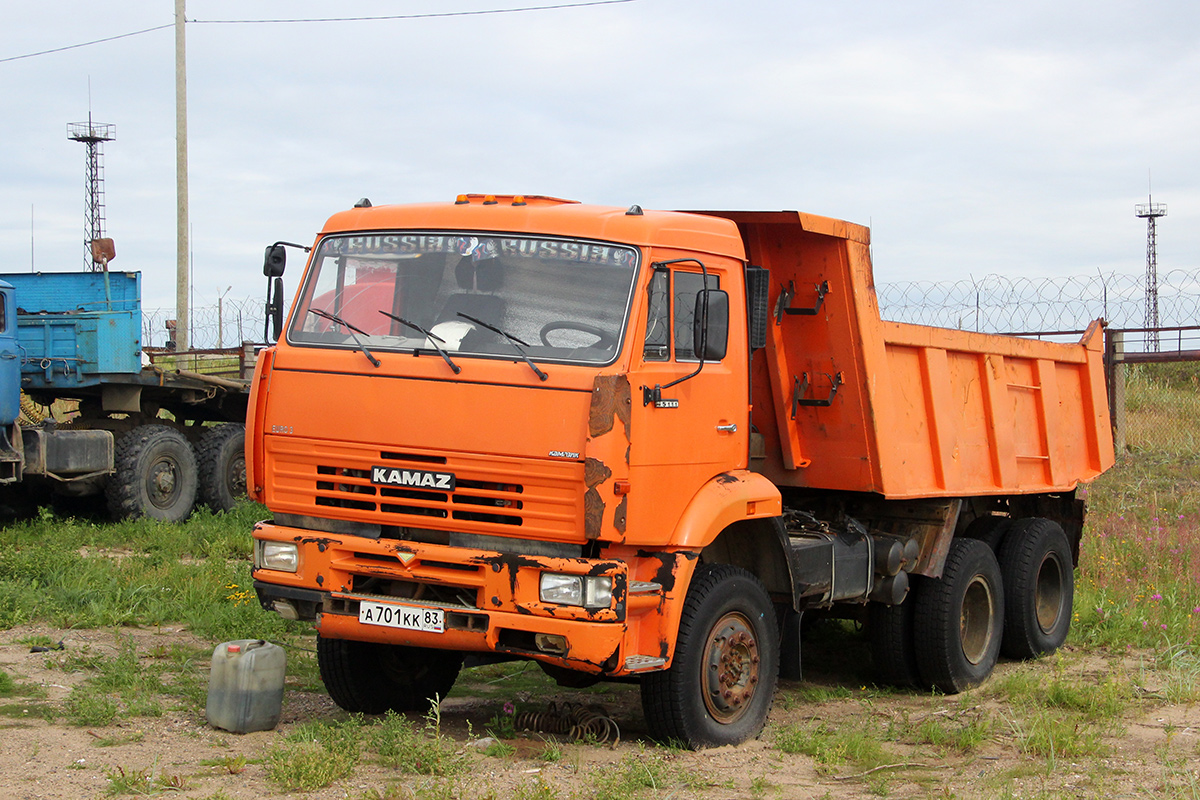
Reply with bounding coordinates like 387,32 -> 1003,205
145,269 -> 1200,350
875,270 -> 1200,333
142,297 -> 266,350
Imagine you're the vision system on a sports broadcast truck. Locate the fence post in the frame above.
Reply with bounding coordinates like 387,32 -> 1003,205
1105,329 -> 1126,453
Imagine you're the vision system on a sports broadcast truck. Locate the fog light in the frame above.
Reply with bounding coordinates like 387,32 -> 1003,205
534,633 -> 568,655
260,541 -> 299,572
272,599 -> 299,620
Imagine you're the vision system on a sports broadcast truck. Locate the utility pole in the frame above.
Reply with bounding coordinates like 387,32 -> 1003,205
175,0 -> 190,351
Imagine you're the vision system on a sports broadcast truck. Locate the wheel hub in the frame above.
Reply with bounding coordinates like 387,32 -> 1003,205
703,613 -> 760,723
149,459 -> 179,507
1035,552 -> 1065,633
960,575 -> 996,665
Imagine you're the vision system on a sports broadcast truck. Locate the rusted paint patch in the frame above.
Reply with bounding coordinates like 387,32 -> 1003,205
589,374 -> 632,438
715,472 -> 739,485
634,550 -> 696,593
584,487 -> 604,540
295,536 -> 339,552
614,495 -> 628,534
476,552 -> 544,595
584,457 -> 612,488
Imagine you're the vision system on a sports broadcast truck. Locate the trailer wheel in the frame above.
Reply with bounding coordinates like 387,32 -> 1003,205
913,537 -> 1003,693
868,575 -> 926,688
317,636 -> 463,714
998,518 -> 1073,659
106,424 -> 198,522
640,564 -> 779,748
197,424 -> 246,512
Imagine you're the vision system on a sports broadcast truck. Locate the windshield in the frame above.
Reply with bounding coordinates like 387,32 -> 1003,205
289,233 -> 639,365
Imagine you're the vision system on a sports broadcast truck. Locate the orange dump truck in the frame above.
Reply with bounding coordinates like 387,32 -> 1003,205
248,196 -> 1114,747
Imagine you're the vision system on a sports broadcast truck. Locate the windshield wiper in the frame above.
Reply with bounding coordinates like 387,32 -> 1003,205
307,308 -> 381,368
456,312 -> 548,382
377,310 -> 461,374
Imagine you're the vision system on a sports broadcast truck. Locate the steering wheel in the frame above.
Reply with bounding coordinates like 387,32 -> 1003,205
539,321 -> 617,349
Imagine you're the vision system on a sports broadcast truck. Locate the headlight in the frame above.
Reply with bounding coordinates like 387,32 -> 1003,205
258,541 -> 299,572
539,573 -> 613,609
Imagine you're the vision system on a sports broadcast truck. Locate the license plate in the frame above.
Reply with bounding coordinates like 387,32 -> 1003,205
359,600 -> 444,633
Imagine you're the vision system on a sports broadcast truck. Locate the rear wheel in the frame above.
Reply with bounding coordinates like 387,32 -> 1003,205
197,424 -> 246,512
106,424 -> 198,522
317,637 -> 463,714
914,538 -> 1004,693
998,518 -> 1073,659
640,564 -> 779,748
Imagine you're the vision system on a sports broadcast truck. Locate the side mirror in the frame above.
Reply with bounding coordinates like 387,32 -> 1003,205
264,244 -> 287,277
693,289 -> 729,361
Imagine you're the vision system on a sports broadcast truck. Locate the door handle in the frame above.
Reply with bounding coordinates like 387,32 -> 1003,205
716,423 -> 737,433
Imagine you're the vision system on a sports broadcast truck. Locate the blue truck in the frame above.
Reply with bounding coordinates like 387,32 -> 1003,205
0,271 -> 249,521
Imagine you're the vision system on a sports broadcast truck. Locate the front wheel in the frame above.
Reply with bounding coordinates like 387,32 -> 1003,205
640,564 -> 779,748
317,637 -> 463,714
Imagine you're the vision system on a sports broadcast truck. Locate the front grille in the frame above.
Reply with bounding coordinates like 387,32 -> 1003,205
267,438 -> 584,541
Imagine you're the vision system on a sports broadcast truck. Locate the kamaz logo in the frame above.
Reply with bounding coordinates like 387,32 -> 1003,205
371,467 -> 456,490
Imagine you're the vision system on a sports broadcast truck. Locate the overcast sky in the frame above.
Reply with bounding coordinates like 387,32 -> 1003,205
1,1 -> 1197,317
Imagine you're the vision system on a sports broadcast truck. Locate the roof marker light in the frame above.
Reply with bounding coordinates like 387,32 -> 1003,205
512,196 -> 527,206
483,195 -> 498,205
455,195 -> 470,205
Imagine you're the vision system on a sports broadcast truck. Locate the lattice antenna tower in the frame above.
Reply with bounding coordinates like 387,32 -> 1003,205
1135,193 -> 1166,352
67,114 -> 115,271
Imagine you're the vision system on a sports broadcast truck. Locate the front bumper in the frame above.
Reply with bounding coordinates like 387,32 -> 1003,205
252,520 -> 673,676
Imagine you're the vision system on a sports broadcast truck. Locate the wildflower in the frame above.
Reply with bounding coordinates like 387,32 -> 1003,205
503,701 -> 515,715
1152,594 -> 1163,601
1192,607 -> 1200,614
1162,624 -> 1168,630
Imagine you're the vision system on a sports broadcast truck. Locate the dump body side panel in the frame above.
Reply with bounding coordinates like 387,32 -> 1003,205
696,211 -> 1115,499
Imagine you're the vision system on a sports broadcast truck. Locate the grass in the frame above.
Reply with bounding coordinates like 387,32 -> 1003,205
0,363 -> 1197,797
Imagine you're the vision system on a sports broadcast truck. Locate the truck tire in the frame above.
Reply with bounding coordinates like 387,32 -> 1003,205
913,537 -> 1003,693
317,636 -> 463,714
962,515 -> 1011,552
197,424 -> 246,512
868,575 -> 926,688
106,424 -> 198,522
998,518 -> 1073,660
640,564 -> 779,748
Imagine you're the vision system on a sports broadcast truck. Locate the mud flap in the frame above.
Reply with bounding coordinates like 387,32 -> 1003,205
779,608 -> 803,680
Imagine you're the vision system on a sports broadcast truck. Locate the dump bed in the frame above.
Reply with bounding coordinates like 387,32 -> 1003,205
700,211 -> 1115,499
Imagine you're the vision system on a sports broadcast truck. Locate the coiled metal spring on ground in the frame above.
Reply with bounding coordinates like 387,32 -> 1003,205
513,701 -> 620,745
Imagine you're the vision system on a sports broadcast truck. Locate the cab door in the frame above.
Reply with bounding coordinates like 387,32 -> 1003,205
624,257 -> 749,546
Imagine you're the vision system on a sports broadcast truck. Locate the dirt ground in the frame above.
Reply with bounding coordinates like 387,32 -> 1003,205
1,624 -> 1198,800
